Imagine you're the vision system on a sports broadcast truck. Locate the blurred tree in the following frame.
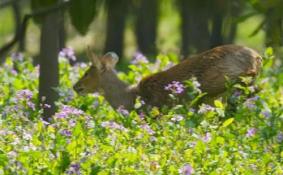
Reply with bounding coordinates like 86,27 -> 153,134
247,0 -> 283,60
179,0 -> 210,56
135,0 -> 159,58
39,11 -> 60,121
31,0 -> 61,120
11,1 -> 24,51
31,0 -> 98,120
179,0 -> 244,56
104,0 -> 128,58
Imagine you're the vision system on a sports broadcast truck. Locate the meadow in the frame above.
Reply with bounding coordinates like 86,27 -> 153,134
0,48 -> 282,174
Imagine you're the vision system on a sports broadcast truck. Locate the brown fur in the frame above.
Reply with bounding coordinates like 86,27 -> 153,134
74,45 -> 262,110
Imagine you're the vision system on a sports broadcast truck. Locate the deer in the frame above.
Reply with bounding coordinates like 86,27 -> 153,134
73,45 -> 262,110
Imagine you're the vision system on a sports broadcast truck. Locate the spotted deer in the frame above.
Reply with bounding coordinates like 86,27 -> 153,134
73,45 -> 262,110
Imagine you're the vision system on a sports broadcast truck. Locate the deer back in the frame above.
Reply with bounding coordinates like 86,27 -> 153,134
137,45 -> 262,107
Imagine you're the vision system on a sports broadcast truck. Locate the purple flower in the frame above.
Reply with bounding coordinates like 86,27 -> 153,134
198,104 -> 215,114
59,47 -> 76,61
61,129 -> 72,137
117,105 -> 129,116
43,104 -> 51,109
179,164 -> 194,175
16,89 -> 33,100
69,119 -> 76,127
244,96 -> 259,110
261,110 -> 271,118
191,78 -> 201,88
11,69 -> 18,75
165,81 -> 185,94
66,163 -> 80,175
203,132 -> 212,142
101,121 -> 128,132
277,132 -> 283,142
27,101 -> 35,110
55,105 -> 84,119
232,90 -> 242,97
23,132 -> 32,140
246,128 -> 256,137
140,124 -> 155,135
171,114 -> 184,122
138,112 -> 145,120
11,52 -> 24,61
131,51 -> 148,64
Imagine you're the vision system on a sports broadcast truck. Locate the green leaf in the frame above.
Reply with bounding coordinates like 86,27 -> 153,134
222,118 -> 234,128
0,152 -> 8,167
57,151 -> 71,173
90,164 -> 101,175
68,0 -> 97,35
214,100 -> 224,109
264,47 -> 273,57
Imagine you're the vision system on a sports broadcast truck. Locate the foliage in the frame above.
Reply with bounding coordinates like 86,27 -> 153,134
30,0 -> 99,35
0,50 -> 282,174
68,0 -> 98,35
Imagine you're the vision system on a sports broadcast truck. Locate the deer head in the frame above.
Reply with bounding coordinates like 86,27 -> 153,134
73,48 -> 119,95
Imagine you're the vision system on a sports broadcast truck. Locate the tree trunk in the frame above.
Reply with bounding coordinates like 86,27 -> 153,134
180,0 -> 210,56
39,11 -> 60,121
104,0 -> 127,58
265,10 -> 282,48
210,14 -> 223,48
135,0 -> 158,58
12,1 -> 24,52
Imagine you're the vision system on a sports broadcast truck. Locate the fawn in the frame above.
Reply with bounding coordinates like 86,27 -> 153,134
73,45 -> 262,110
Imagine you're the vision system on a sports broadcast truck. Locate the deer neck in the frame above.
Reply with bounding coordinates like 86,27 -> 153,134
100,70 -> 137,110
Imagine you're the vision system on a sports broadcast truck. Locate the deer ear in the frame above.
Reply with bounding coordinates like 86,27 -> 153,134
101,52 -> 119,70
86,46 -> 102,69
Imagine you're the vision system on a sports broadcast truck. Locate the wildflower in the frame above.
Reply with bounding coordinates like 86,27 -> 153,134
171,114 -> 184,122
7,151 -> 17,158
23,132 -> 32,140
191,78 -> 201,88
150,136 -> 157,142
277,132 -> 283,142
261,110 -> 271,118
11,52 -> 24,61
165,81 -> 185,94
69,119 -> 76,127
11,69 -> 18,75
244,96 -> 259,110
27,101 -> 35,110
203,132 -> 212,142
232,90 -> 242,97
16,89 -> 33,100
43,104 -> 51,109
140,124 -> 155,135
248,86 -> 256,93
179,164 -> 194,175
138,112 -> 145,120
131,51 -> 148,64
101,121 -> 128,132
66,163 -> 80,175
117,105 -> 129,116
246,128 -> 256,137
59,47 -> 76,61
61,129 -> 72,137
55,105 -> 84,119
198,104 -> 215,114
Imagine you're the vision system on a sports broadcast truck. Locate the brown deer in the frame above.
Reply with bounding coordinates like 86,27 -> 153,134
73,45 -> 262,110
